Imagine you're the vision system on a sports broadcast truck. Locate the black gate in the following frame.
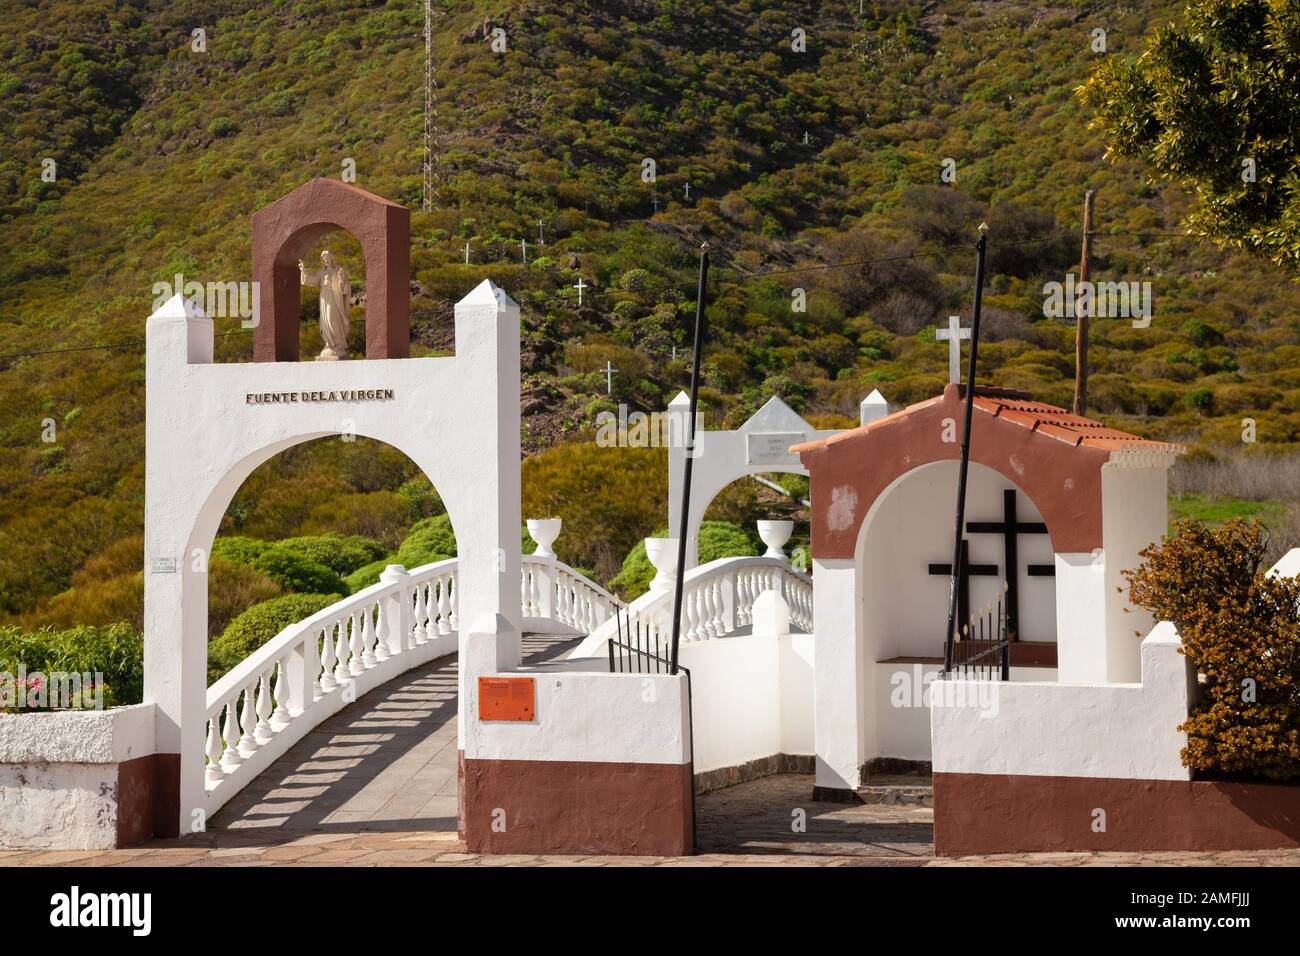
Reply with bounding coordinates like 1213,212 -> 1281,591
949,581 -> 1011,681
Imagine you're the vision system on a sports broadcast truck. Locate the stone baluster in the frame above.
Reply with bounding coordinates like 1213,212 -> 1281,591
438,576 -> 452,634
685,587 -> 700,641
559,579 -> 572,625
320,626 -> 338,692
205,717 -> 224,782
308,630 -> 323,701
448,574 -> 458,630
361,606 -> 378,667
722,572 -> 737,634
254,667 -> 274,743
717,579 -> 728,635
273,655 -> 292,725
237,684 -> 258,756
702,584 -> 715,638
348,612 -> 365,676
373,602 -> 390,662
220,699 -> 241,771
332,618 -> 351,685
412,583 -> 427,644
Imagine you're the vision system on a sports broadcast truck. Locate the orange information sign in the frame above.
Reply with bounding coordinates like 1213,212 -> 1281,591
478,676 -> 535,722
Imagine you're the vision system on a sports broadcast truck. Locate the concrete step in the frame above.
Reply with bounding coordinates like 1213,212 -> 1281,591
855,773 -> 933,806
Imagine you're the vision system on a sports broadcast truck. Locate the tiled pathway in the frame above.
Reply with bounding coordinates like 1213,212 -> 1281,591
210,651 -> 460,833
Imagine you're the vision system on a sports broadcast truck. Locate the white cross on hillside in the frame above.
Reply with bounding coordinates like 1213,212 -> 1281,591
574,277 -> 587,306
936,314 -> 972,385
602,359 -> 618,394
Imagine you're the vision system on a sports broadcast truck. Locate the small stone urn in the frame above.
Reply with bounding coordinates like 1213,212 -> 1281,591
527,518 -> 562,559
644,537 -> 679,591
757,520 -> 794,561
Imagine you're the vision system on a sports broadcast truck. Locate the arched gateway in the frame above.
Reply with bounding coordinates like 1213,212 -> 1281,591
143,277 -> 521,837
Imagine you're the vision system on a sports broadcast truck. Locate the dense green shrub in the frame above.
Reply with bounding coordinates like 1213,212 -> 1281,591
397,478 -> 444,520
212,536 -> 272,567
252,546 -> 347,596
1125,519 -> 1300,780
0,622 -> 143,710
208,593 -> 343,684
396,514 -> 458,567
276,533 -> 387,575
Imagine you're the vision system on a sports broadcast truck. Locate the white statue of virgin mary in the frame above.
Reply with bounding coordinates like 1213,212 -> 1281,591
298,250 -> 351,360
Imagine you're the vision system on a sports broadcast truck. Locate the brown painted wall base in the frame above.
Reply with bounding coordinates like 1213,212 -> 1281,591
461,754 -> 694,856
935,772 -> 1300,855
116,752 -> 180,846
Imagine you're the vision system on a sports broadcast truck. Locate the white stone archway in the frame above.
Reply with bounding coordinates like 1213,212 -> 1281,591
667,393 -> 853,569
144,280 -> 521,836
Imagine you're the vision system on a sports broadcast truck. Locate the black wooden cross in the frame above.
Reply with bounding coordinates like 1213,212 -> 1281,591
964,489 -> 1054,641
928,539 -> 997,637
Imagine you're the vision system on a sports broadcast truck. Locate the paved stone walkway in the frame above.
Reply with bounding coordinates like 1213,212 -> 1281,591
4,637 -> 1299,867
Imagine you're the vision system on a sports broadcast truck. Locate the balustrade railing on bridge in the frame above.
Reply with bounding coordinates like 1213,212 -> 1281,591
571,553 -> 813,661
201,547 -> 620,817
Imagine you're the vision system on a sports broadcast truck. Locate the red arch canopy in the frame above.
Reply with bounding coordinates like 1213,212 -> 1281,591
792,384 -> 1183,558
251,178 -> 410,361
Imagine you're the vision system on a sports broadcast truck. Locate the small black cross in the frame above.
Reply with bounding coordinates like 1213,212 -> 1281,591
928,540 -> 997,634
964,489 -> 1054,640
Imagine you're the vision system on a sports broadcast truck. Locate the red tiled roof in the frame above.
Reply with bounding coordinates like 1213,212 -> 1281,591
791,385 -> 1185,455
971,390 -> 1184,453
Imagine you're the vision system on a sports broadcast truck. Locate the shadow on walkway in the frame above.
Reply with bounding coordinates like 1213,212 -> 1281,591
210,634 -> 582,842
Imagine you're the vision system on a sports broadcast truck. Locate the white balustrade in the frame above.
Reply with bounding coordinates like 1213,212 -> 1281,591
570,553 -> 814,659
201,543 -> 626,817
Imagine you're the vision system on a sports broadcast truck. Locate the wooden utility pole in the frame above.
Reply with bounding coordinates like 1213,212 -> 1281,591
1073,189 -> 1095,416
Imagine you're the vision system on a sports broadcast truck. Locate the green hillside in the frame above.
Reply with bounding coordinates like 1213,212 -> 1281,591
2,0 -> 1299,623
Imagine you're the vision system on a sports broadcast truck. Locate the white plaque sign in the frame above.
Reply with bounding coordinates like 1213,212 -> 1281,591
747,431 -> 804,466
150,557 -> 178,574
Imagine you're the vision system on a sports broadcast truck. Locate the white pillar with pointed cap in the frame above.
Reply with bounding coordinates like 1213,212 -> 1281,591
859,389 -> 888,425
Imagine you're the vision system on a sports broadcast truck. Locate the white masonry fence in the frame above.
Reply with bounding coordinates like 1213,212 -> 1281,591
569,555 -> 813,661
201,549 -> 621,818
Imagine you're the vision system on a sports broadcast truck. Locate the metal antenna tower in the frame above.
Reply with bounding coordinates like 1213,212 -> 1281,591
422,0 -> 438,211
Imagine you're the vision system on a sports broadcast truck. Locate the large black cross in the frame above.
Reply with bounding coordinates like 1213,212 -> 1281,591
964,489 -> 1054,640
928,539 -> 997,636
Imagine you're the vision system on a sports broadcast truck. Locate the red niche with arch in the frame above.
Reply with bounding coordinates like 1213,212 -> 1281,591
251,178 -> 411,362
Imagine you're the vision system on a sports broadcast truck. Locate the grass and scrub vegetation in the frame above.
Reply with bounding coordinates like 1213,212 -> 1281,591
1,1 -> 1298,722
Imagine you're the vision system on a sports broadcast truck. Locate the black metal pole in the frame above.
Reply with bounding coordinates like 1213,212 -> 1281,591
669,244 -> 710,675
943,224 -> 989,674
